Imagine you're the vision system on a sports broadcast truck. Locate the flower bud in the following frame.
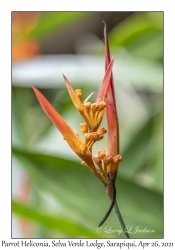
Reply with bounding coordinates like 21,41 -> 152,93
98,101 -> 106,112
84,102 -> 91,109
80,123 -> 88,134
97,128 -> 107,135
98,150 -> 106,159
84,133 -> 91,144
75,89 -> 82,101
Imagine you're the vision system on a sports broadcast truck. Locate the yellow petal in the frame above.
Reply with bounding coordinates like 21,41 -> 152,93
63,74 -> 84,111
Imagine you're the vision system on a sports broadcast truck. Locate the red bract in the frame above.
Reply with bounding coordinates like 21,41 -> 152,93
104,22 -> 119,164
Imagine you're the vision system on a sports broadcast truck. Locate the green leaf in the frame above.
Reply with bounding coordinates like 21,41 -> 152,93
119,107 -> 163,192
26,12 -> 93,40
12,147 -> 163,238
12,200 -> 101,238
108,12 -> 163,48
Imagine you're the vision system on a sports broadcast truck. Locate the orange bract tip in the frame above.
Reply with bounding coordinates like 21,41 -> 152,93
31,85 -> 92,164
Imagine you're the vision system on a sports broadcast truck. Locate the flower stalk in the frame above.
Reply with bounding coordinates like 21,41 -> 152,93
32,22 -> 129,238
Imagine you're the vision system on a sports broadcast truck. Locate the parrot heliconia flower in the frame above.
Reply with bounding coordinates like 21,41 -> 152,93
32,23 -> 122,228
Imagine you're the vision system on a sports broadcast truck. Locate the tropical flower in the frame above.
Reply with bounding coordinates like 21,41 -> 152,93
32,23 -> 124,229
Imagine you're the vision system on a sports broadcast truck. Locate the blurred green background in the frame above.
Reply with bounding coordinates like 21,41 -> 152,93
12,11 -> 163,238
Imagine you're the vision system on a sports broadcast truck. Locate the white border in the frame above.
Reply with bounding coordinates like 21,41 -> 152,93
0,0 -> 175,247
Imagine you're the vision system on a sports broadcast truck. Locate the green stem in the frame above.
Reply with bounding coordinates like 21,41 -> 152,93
114,201 -> 130,238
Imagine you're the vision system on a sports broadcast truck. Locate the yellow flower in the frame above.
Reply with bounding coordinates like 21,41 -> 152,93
62,57 -> 114,132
